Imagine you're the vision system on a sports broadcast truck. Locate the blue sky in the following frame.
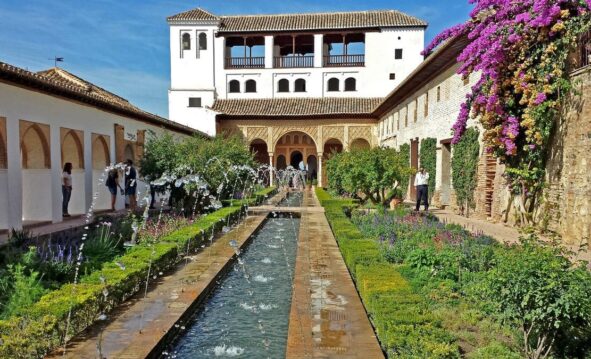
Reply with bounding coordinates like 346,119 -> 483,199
0,0 -> 473,118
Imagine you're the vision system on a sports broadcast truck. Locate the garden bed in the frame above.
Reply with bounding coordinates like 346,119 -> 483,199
316,188 -> 591,358
0,189 -> 274,358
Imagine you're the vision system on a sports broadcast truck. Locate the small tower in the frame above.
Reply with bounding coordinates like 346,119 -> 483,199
167,8 -> 219,135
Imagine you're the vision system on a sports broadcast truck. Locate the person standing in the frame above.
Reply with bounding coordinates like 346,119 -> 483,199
106,168 -> 123,211
62,162 -> 73,217
125,159 -> 137,212
414,167 -> 429,212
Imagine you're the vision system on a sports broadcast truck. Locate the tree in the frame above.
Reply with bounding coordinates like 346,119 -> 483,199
419,138 -> 437,199
326,147 -> 411,204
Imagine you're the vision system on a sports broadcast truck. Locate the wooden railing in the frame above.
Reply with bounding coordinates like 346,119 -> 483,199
273,56 -> 314,68
323,54 -> 365,67
225,57 -> 265,69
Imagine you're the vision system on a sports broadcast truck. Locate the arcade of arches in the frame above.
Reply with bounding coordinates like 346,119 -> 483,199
224,120 -> 377,186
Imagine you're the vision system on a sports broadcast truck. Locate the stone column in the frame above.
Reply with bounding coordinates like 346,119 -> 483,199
313,34 -> 323,68
84,130 -> 93,214
265,36 -> 274,69
317,152 -> 323,187
50,124 -> 62,223
268,152 -> 274,187
6,117 -> 23,229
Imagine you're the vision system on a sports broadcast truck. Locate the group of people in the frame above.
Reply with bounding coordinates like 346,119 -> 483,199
61,159 -> 138,217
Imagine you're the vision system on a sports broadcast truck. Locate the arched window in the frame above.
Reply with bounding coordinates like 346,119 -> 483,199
344,78 -> 356,92
245,80 -> 257,93
199,33 -> 207,50
294,79 -> 306,93
182,33 -> 191,50
327,78 -> 340,92
278,79 -> 289,93
229,80 -> 241,93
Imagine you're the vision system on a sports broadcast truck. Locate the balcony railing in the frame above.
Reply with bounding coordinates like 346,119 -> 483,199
273,56 -> 314,68
225,57 -> 265,69
323,54 -> 365,67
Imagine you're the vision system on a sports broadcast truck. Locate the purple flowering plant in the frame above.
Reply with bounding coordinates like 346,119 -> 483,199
425,0 -> 591,224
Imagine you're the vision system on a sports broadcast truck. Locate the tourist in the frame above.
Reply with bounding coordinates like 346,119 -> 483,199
125,159 -> 137,212
414,167 -> 429,212
62,162 -> 73,217
106,168 -> 123,211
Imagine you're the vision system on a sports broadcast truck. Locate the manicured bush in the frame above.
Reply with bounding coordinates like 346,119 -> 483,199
325,147 -> 411,204
0,203 -> 247,358
419,137 -> 437,199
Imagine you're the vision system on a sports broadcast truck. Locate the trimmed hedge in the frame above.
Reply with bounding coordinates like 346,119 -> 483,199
315,188 -> 458,357
0,202 -> 251,358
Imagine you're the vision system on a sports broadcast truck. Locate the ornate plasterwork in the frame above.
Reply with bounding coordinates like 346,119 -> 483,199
322,126 -> 345,144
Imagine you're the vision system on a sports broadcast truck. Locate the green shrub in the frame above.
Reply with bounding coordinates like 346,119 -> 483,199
0,203 -> 247,358
1,264 -> 47,319
451,127 -> 480,215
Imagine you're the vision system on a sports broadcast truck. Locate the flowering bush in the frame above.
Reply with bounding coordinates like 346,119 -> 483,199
425,0 -> 591,223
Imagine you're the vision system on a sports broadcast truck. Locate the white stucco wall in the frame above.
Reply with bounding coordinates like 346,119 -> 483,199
378,64 -> 479,205
168,19 -> 426,136
0,81 -> 191,230
0,171 -> 8,229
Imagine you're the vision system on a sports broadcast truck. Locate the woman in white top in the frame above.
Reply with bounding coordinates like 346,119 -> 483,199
62,162 -> 73,217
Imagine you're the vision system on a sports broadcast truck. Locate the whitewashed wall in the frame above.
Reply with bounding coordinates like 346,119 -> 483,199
0,81 -> 190,230
168,20 -> 425,135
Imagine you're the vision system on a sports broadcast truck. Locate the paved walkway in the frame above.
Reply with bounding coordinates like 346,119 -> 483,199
48,213 -> 267,359
286,191 -> 384,359
430,207 -> 591,262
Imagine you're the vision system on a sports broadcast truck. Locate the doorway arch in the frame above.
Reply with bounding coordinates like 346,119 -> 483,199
350,138 -> 371,151
290,151 -> 303,168
307,155 -> 317,180
276,155 -> 287,170
249,138 -> 269,165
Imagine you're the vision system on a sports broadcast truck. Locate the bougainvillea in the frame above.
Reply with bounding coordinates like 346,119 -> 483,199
425,0 -> 591,224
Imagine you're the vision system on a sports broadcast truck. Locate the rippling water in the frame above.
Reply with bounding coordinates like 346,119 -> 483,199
167,216 -> 299,358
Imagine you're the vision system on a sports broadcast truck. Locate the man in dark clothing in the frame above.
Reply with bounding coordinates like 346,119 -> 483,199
414,167 -> 430,212
125,159 -> 137,212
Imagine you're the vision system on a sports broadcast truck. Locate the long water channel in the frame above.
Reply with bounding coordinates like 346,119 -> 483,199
166,214 -> 300,358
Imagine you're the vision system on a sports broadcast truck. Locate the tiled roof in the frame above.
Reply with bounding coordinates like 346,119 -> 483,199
168,9 -> 427,32
212,97 -> 382,117
166,8 -> 220,22
0,62 -> 206,137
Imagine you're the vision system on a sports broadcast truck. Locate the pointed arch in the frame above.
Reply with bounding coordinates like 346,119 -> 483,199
92,134 -> 110,170
21,122 -> 50,169
61,129 -> 84,169
123,143 -> 135,163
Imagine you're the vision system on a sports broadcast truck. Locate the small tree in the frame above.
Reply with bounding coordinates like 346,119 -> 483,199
326,147 -> 411,204
483,239 -> 591,359
451,127 -> 480,216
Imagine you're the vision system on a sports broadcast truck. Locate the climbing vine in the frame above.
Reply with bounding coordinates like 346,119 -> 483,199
425,0 -> 591,224
419,138 -> 437,199
451,128 -> 480,216
399,143 -> 411,199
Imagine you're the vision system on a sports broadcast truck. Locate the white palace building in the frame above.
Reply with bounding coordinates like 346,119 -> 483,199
167,8 -> 427,135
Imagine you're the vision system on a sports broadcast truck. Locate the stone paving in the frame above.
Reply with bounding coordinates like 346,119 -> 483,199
47,213 -> 267,359
286,191 -> 384,359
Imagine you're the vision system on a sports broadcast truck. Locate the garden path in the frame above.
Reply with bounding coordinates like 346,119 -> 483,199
286,190 -> 384,359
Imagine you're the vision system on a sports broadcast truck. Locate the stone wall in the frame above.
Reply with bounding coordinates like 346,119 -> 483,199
481,68 -> 591,246
543,68 -> 591,246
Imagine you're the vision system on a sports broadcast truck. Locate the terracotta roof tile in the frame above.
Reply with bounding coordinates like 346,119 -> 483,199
166,8 -> 220,22
212,97 -> 382,117
0,62 -> 206,136
168,9 -> 427,31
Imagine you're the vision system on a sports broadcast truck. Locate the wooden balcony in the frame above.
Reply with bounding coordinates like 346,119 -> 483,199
225,57 -> 265,69
273,56 -> 314,68
323,54 -> 365,67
